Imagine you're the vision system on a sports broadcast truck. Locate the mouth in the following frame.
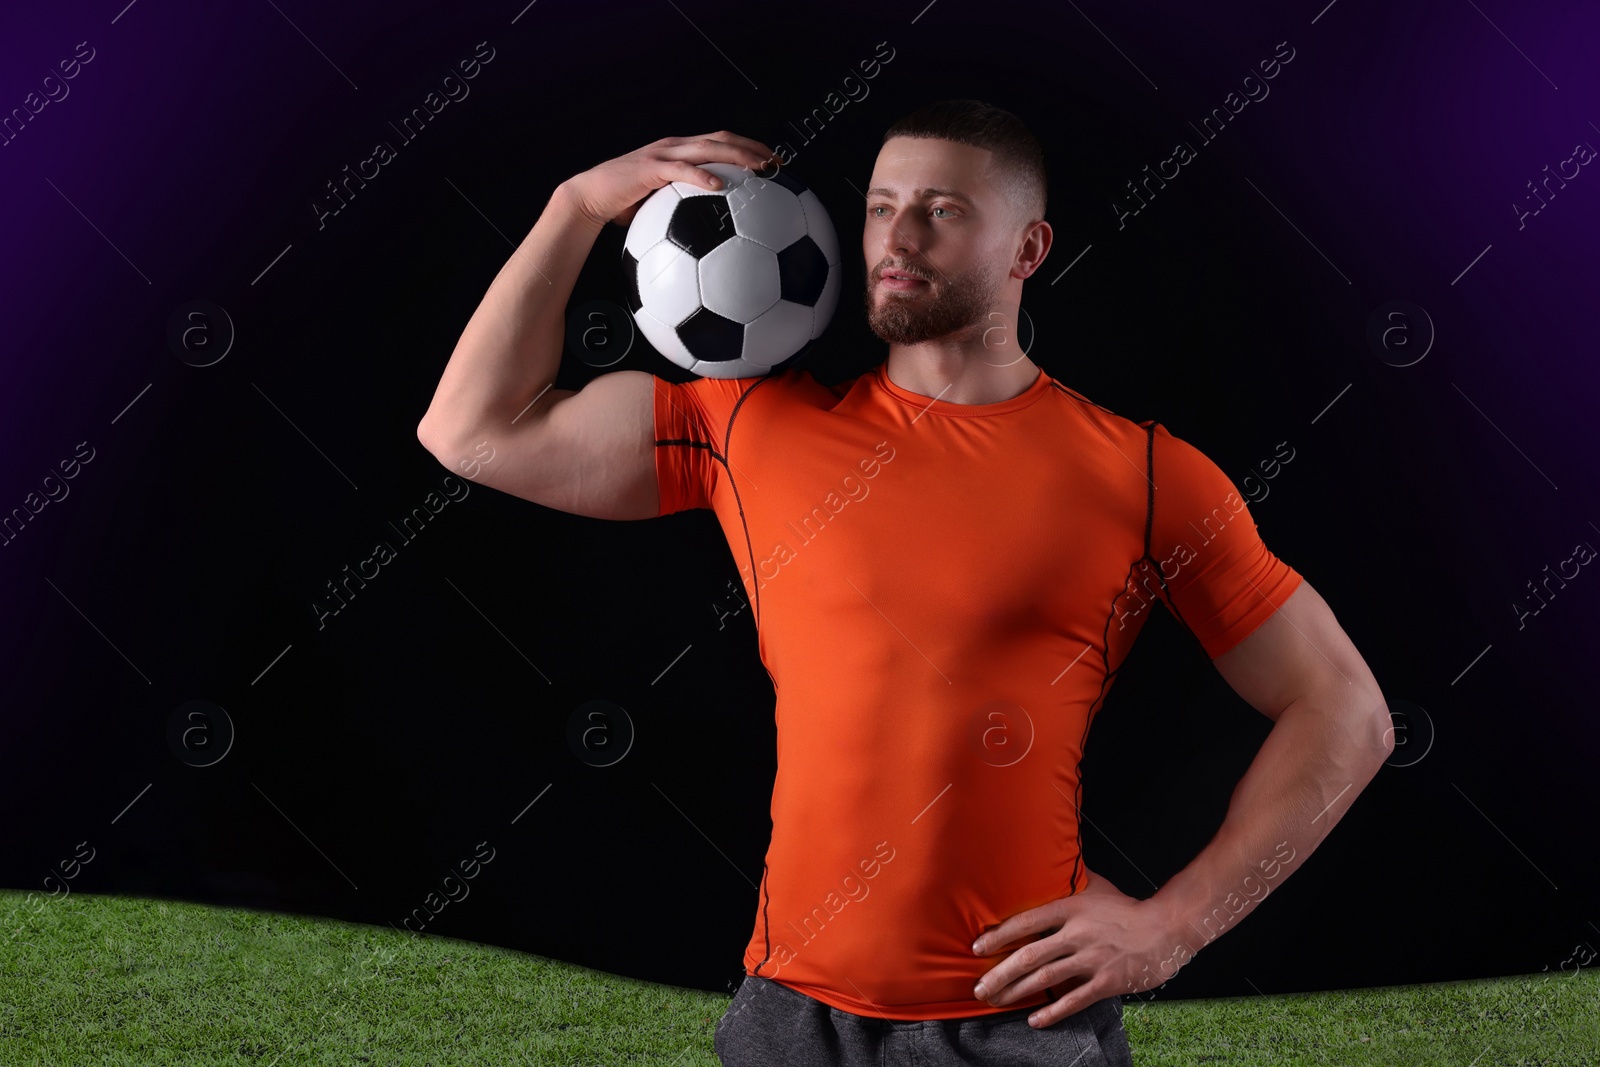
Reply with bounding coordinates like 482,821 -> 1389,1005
878,269 -> 929,290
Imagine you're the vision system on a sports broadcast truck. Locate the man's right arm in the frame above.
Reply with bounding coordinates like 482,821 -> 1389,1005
416,132 -> 775,521
415,179 -> 660,521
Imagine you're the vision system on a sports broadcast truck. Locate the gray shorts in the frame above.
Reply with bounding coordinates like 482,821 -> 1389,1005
714,973 -> 1135,1066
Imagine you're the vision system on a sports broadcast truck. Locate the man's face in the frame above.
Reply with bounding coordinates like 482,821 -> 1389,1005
862,136 -> 1014,346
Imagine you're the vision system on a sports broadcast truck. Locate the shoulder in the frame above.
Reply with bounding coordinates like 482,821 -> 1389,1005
1040,382 -> 1242,508
653,363 -> 853,433
1146,420 -> 1229,478
776,363 -> 865,398
739,364 -> 865,409
1144,420 -> 1249,520
668,364 -> 844,397
1042,376 -> 1158,453
652,369 -> 769,423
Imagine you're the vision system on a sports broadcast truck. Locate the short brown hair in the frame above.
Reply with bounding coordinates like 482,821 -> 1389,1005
882,99 -> 1047,227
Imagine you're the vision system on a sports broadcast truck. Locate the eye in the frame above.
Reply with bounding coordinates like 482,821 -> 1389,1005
867,205 -> 956,218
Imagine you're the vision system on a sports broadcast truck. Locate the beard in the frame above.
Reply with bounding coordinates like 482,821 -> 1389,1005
863,262 -> 1003,346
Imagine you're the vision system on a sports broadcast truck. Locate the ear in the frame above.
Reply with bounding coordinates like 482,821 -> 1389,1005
1014,218 -> 1053,279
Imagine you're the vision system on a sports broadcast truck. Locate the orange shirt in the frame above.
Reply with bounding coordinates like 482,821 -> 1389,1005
652,361 -> 1304,1019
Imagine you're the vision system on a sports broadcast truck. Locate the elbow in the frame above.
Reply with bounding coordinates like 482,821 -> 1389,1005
416,414 -> 454,467
417,417 -> 494,485
1361,685 -> 1396,766
416,417 -> 439,460
1376,707 -> 1397,763
1299,677 -> 1393,769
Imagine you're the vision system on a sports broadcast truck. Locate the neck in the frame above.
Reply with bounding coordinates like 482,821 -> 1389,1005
884,349 -> 1040,406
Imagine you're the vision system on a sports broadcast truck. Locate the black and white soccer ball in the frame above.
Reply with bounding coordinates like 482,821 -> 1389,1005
621,162 -> 840,379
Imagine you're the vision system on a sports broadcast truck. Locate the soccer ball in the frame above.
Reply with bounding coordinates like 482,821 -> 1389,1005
621,162 -> 840,379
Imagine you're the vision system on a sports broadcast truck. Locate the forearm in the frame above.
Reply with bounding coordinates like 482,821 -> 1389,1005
1147,684 -> 1392,967
418,179 -> 605,446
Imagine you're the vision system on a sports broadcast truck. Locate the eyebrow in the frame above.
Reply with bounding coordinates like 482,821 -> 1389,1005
865,186 -> 976,207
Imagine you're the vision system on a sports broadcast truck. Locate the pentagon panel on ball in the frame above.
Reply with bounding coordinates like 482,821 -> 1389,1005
620,161 -> 840,379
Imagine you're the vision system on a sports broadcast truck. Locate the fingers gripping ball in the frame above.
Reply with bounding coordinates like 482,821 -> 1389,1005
621,162 -> 840,379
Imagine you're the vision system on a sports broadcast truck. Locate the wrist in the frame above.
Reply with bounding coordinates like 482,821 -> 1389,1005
554,179 -> 607,232
1147,882 -> 1204,956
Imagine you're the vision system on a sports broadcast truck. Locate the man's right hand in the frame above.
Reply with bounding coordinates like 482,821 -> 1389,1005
564,131 -> 778,229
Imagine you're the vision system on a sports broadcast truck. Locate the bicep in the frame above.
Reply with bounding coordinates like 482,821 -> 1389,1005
1209,578 -> 1381,721
423,370 -> 661,521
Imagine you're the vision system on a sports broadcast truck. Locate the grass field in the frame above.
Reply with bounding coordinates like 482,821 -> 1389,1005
1,891 -> 1595,1065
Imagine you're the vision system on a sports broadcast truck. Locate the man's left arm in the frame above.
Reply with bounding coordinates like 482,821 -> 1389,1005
970,577 -> 1394,1025
1146,576 -> 1394,972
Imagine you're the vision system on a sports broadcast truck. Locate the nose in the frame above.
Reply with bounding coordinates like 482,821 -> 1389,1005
884,231 -> 914,264
877,215 -> 919,262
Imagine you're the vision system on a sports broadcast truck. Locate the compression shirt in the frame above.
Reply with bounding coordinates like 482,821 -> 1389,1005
652,360 -> 1304,1019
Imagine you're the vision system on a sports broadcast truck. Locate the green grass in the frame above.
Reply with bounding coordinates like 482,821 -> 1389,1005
1,891 -> 1595,1065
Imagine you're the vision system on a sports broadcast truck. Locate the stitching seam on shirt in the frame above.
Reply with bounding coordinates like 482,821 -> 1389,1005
722,376 -> 776,631
1139,422 -> 1197,643
716,375 -> 779,979
1070,558 -> 1142,896
752,860 -> 774,978
1047,378 -> 1119,418
654,436 -> 722,461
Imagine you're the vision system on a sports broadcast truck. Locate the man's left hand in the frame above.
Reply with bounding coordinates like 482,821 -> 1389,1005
970,868 -> 1194,1027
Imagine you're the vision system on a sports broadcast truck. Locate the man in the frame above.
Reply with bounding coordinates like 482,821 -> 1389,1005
418,99 -> 1394,1067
